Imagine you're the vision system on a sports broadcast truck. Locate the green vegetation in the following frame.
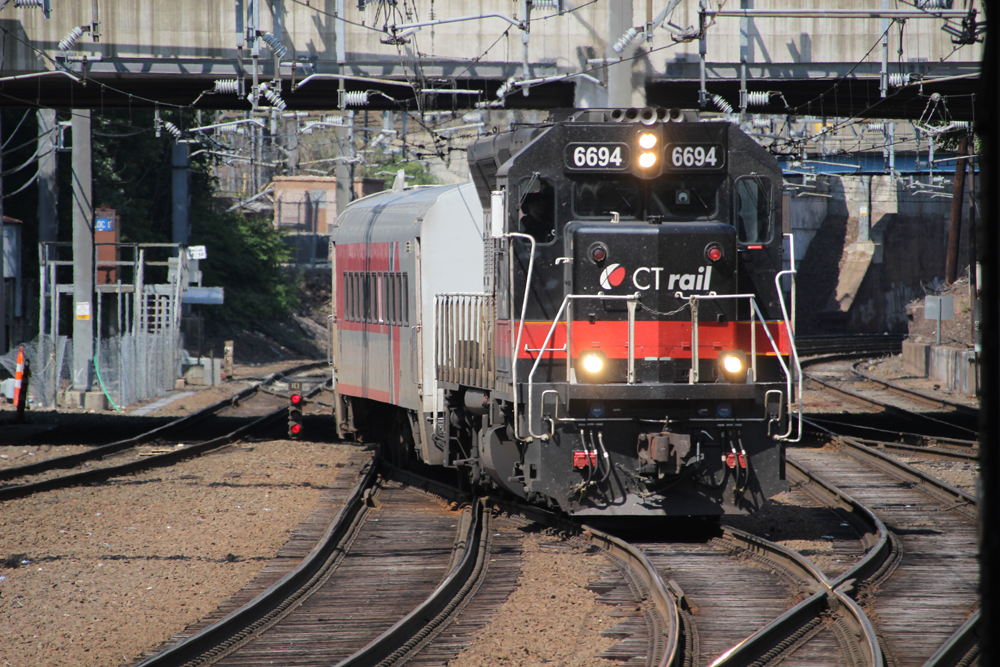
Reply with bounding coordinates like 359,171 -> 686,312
354,148 -> 441,188
84,110 -> 298,324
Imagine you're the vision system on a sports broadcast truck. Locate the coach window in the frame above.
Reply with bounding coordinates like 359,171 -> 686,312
394,274 -> 402,324
517,175 -> 556,243
345,273 -> 354,321
401,273 -> 409,326
734,176 -> 772,244
363,273 -> 372,323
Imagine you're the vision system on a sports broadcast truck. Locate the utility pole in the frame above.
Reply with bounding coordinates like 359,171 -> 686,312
945,135 -> 969,285
172,142 -> 190,246
37,109 -> 59,244
71,110 -> 94,393
606,0 -> 641,108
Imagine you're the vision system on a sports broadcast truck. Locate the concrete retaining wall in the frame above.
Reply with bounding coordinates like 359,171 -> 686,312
901,340 -> 978,397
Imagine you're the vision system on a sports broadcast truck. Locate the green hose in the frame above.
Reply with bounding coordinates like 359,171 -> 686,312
92,353 -> 123,413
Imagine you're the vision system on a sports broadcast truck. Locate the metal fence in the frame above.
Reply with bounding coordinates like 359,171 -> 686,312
31,242 -> 187,408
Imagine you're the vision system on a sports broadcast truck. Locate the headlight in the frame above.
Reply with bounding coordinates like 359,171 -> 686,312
582,353 -> 604,374
722,355 -> 742,374
637,151 -> 657,169
638,132 -> 657,149
718,351 -> 748,384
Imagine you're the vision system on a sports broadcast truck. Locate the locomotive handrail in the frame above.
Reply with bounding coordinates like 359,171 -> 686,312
684,291 -> 796,440
775,232 -> 802,442
524,292 -> 640,441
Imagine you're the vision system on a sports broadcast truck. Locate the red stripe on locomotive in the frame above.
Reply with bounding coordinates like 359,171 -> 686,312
512,320 -> 791,360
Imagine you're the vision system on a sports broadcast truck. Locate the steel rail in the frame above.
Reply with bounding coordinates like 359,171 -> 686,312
788,441 -> 981,666
333,498 -> 487,667
0,360 -> 326,484
801,373 -> 978,439
831,436 -> 977,520
0,363 -> 329,501
852,437 -> 978,462
709,521 -> 884,667
582,525 -> 680,667
850,360 -> 978,417
135,455 -> 380,667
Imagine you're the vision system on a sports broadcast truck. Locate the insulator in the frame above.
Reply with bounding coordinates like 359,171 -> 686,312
752,116 -> 772,128
531,0 -> 559,9
711,94 -> 734,115
746,91 -> 770,107
340,90 -> 369,107
217,124 -> 244,135
866,121 -> 886,132
14,0 -> 45,7
612,27 -> 639,55
496,77 -> 515,99
260,32 -> 288,59
263,88 -> 287,111
214,79 -> 240,94
888,72 -> 911,87
58,26 -> 86,52
161,121 -> 182,140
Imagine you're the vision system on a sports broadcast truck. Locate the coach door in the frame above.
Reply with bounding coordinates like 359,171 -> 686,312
329,242 -> 344,430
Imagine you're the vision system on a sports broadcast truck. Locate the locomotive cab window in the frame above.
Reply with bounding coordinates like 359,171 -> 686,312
573,177 -> 641,219
734,176 -> 773,244
649,175 -> 723,219
517,175 -> 556,243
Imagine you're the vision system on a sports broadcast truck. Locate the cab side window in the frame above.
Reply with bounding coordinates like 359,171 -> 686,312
516,175 -> 556,244
734,177 -> 772,244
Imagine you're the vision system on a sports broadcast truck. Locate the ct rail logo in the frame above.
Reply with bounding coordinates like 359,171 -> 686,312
598,263 -> 715,292
599,263 -> 627,290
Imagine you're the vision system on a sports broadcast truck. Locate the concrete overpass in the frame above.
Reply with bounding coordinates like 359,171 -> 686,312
0,0 -> 985,118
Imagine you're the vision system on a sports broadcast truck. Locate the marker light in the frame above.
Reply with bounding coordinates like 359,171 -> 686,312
591,245 -> 607,262
638,152 -> 657,169
706,244 -> 723,262
638,132 -> 657,149
582,353 -> 604,374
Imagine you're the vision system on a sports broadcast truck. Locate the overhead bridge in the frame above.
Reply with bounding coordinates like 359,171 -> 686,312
0,0 -> 983,118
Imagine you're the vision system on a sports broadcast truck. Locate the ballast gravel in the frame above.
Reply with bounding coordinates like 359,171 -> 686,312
0,438 -> 354,667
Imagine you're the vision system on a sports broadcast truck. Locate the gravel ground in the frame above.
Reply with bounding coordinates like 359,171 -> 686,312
450,533 -> 620,667
0,436 -> 354,667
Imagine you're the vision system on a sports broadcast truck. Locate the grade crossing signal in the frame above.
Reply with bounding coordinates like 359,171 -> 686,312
288,386 -> 304,438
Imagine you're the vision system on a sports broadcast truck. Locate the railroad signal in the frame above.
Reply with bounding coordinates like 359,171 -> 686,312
288,393 -> 303,438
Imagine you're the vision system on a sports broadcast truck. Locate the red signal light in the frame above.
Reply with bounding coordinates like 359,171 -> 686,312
706,244 -> 723,262
291,394 -> 302,405
290,423 -> 302,435
592,246 -> 607,262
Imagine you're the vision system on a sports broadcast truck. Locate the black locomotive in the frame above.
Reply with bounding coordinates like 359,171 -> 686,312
329,108 -> 799,517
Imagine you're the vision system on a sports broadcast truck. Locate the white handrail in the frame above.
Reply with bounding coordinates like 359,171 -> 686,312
523,293 -> 639,441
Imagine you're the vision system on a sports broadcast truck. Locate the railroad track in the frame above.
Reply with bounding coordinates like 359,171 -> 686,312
784,438 -> 980,666
796,334 -> 905,359
123,436 -> 978,667
0,361 -> 328,501
802,357 -> 978,442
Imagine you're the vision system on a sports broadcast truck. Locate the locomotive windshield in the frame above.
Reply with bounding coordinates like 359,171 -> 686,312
571,174 -> 724,221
